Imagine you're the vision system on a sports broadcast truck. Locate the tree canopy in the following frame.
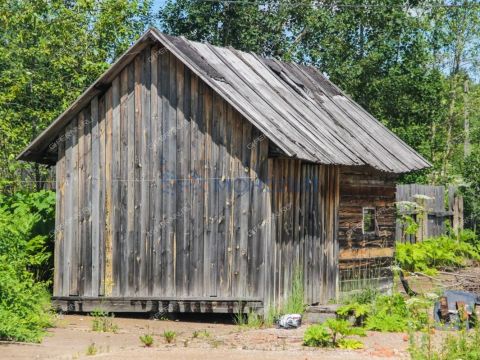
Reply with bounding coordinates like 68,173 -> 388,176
0,0 -> 152,190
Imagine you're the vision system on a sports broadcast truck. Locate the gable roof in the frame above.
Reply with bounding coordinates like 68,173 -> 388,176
18,27 -> 430,173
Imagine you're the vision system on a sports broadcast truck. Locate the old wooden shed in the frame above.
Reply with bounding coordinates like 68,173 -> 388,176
18,28 -> 430,313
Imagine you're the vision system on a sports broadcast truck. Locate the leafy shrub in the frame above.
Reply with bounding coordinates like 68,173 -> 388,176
396,233 -> 480,275
343,287 -> 380,305
337,302 -> 371,326
303,319 -> 365,349
0,258 -> 53,342
364,293 -> 430,332
0,191 -> 55,281
0,191 -> 55,342
304,323 -> 331,347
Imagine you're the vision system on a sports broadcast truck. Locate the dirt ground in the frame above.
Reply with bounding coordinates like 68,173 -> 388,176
0,314 -> 413,360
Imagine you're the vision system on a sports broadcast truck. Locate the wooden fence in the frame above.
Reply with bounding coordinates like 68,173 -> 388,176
395,184 -> 463,242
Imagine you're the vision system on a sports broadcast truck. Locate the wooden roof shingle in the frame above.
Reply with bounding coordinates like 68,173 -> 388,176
18,28 -> 431,173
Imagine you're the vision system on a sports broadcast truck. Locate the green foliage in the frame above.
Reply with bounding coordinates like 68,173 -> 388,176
86,343 -> 98,356
192,330 -> 210,339
0,190 -> 55,280
234,309 -> 262,329
163,330 -> 176,344
0,191 -> 55,342
283,268 -> 305,314
140,333 -> 154,347
462,150 -> 480,234
91,309 -> 118,333
337,302 -> 371,326
0,0 -> 152,190
303,324 -> 331,347
396,233 -> 480,275
159,0 -> 480,190
365,293 -> 430,332
263,268 -> 305,327
0,258 -> 53,342
343,287 -> 380,305
409,326 -> 480,360
303,319 -> 365,349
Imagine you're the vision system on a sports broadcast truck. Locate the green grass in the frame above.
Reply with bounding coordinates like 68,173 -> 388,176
86,342 -> 97,356
163,330 -> 176,343
139,333 -> 154,347
264,267 -> 306,326
90,309 -> 119,333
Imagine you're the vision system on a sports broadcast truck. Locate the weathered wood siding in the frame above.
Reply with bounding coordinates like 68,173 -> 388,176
53,45 -> 271,300
53,44 -> 341,308
265,160 -> 340,306
338,166 -> 396,293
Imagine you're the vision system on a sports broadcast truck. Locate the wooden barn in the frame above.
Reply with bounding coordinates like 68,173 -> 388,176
18,28 -> 430,313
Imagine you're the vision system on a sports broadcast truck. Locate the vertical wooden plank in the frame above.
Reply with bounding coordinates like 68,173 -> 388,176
77,111 -> 85,296
126,63 -> 136,295
165,52 -> 177,296
63,122 -> 72,296
181,63 -> 192,297
83,107 -> 92,297
217,99 -> 228,297
133,53 -> 143,295
68,116 -> 79,296
119,68 -> 128,296
104,87 -> 113,296
247,128 -> 259,298
157,48 -> 169,295
239,119 -> 251,297
54,136 -> 66,296
91,96 -> 100,297
98,94 -> 106,296
191,76 -> 205,297
175,60 -> 188,297
150,46 -> 159,296
224,104 -> 234,297
231,108 -> 243,297
188,72 -> 198,297
264,158 -> 274,309
203,86 -> 213,297
111,76 -> 121,296
223,103 -> 235,297
140,47 -> 151,296
255,133 -> 269,299
334,166 -> 340,299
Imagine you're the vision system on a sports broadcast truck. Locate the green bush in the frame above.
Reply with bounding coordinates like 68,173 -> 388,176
0,258 -> 53,342
304,319 -> 365,349
0,191 -> 55,342
396,233 -> 480,275
337,302 -> 371,326
364,293 -> 430,332
0,191 -> 55,281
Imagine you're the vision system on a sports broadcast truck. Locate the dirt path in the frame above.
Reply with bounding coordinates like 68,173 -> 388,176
0,315 -> 410,359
